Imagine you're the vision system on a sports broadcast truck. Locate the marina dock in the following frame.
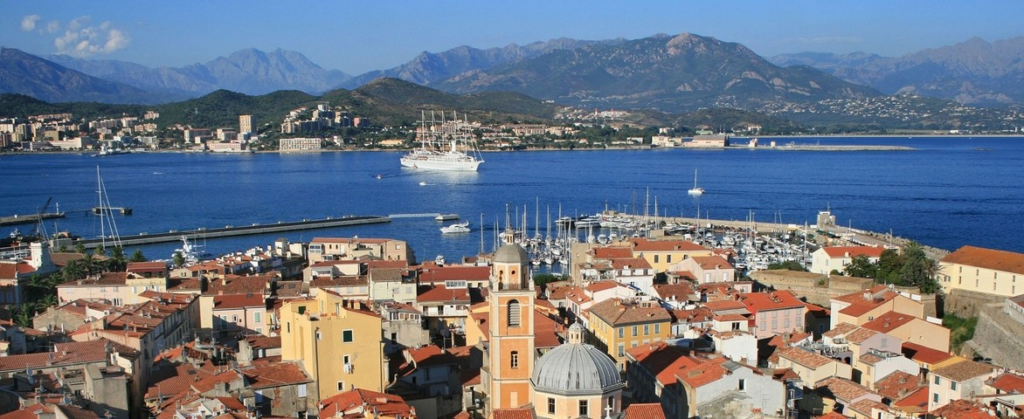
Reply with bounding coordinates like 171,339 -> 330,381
93,206 -> 133,215
0,212 -> 66,227
73,215 -> 390,249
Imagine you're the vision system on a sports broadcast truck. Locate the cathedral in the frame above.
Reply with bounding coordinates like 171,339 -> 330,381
480,240 -> 624,419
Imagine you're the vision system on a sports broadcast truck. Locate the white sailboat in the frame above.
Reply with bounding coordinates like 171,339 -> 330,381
687,169 -> 705,196
400,111 -> 484,171
440,222 -> 471,234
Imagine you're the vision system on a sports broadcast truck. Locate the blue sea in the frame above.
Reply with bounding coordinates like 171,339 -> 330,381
1,136 -> 1022,262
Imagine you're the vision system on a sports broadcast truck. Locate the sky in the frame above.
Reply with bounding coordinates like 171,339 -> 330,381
4,1 -> 1024,75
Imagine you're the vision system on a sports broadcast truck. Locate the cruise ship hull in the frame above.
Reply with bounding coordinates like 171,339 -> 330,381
400,154 -> 482,171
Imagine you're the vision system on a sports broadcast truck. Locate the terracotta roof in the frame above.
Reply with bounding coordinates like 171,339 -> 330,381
416,284 -> 471,303
319,388 -> 413,418
816,377 -> 876,402
492,407 -> 533,419
589,298 -> 671,326
56,405 -> 101,419
671,307 -> 713,324
629,238 -> 705,252
593,247 -> 634,259
815,412 -> 848,419
874,371 -> 923,400
778,347 -> 833,369
941,245 -> 1024,275
48,252 -> 85,267
901,342 -> 954,365
822,322 -> 859,338
623,403 -> 666,419
739,290 -> 805,313
674,356 -> 732,388
847,399 -> 889,416
243,362 -> 312,389
0,405 -> 52,419
822,246 -> 885,259
244,335 -> 281,350
845,328 -> 879,344
988,373 -> 1024,394
206,275 -> 270,295
310,275 -> 367,288
652,283 -> 695,301
0,339 -> 109,372
626,342 -> 702,386
692,255 -> 734,270
932,359 -> 995,382
534,312 -> 562,349
930,398 -> 991,419
585,281 -> 620,292
860,311 -> 916,334
892,386 -> 929,413
127,261 -> 168,273
213,293 -> 266,309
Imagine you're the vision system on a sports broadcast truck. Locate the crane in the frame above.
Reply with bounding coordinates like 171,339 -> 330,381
33,197 -> 52,241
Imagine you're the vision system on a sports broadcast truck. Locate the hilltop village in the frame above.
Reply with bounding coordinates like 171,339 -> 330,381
0,216 -> 1023,419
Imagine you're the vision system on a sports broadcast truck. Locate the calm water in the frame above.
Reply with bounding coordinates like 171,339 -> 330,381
1,136 -> 1022,262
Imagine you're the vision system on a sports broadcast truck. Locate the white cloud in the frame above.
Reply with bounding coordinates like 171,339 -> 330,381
46,20 -> 61,34
53,16 -> 131,57
21,15 -> 41,32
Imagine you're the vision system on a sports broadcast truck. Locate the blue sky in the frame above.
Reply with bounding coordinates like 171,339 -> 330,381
5,1 -> 1023,75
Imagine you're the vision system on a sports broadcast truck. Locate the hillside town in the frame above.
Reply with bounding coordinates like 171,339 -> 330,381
0,214 -> 1022,419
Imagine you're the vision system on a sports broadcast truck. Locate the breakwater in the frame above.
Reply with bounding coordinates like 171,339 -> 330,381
70,215 -> 390,249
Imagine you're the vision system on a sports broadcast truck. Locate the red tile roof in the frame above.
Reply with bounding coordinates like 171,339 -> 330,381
243,362 -> 312,389
900,342 -> 954,365
988,373 -> 1024,394
611,257 -> 652,270
629,238 -> 705,252
626,342 -> 702,386
892,386 -> 929,414
623,403 -> 667,419
930,398 -> 991,419
652,283 -> 696,301
874,370 -> 923,401
932,359 -> 995,382
213,293 -> 265,309
0,405 -> 52,419
703,299 -> 748,313
739,290 -> 805,313
816,377 -> 876,402
941,245 -> 1024,275
593,247 -> 634,259
319,388 -> 414,418
822,246 -> 885,259
860,311 -> 916,334
692,255 -> 734,270
416,284 -> 471,303
778,347 -> 833,369
589,298 -> 671,326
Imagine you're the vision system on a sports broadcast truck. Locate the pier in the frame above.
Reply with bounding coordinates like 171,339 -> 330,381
71,215 -> 390,249
0,212 -> 66,227
93,206 -> 133,215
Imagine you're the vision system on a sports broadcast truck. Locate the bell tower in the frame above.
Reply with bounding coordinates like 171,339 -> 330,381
487,242 -> 534,411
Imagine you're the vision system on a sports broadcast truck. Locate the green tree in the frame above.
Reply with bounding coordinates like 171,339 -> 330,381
94,245 -> 106,258
129,249 -> 147,263
14,304 -> 34,327
653,272 -> 669,284
844,255 -> 877,278
82,253 -> 96,276
173,251 -> 186,268
61,259 -> 86,283
768,260 -> 807,272
875,249 -> 904,284
107,245 -> 126,271
74,242 -> 87,254
533,273 -> 560,287
900,242 -> 940,294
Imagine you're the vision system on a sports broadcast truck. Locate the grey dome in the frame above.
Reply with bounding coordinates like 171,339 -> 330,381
493,243 -> 529,264
531,341 -> 624,396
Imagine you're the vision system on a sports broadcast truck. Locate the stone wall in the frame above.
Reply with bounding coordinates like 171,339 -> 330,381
945,289 -> 1006,318
966,303 -> 1024,370
750,271 -> 871,307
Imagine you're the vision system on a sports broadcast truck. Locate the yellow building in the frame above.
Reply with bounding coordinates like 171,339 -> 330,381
307,238 -> 412,264
280,290 -> 387,402
627,238 -> 711,272
587,298 -> 671,370
938,246 -> 1024,297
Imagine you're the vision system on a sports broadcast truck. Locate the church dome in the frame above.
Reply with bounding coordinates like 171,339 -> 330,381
531,335 -> 623,396
493,243 -> 529,265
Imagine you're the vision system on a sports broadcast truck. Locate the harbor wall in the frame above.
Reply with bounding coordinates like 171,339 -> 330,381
966,304 -> 1024,369
944,288 -> 1006,318
749,270 -> 872,307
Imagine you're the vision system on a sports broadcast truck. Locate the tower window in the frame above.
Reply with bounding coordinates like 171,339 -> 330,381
548,398 -> 555,414
511,351 -> 519,369
508,300 -> 521,327
579,400 -> 588,417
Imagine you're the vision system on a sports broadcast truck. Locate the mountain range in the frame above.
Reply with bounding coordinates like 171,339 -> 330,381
3,32 -> 1024,111
770,36 -> 1024,106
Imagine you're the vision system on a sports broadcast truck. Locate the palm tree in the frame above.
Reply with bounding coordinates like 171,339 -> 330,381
129,249 -> 147,263
173,251 -> 186,269
73,242 -> 86,254
108,245 -> 127,271
61,259 -> 86,283
82,253 -> 96,276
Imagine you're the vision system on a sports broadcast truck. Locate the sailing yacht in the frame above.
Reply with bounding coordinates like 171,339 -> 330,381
400,111 -> 484,171
687,169 -> 705,196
